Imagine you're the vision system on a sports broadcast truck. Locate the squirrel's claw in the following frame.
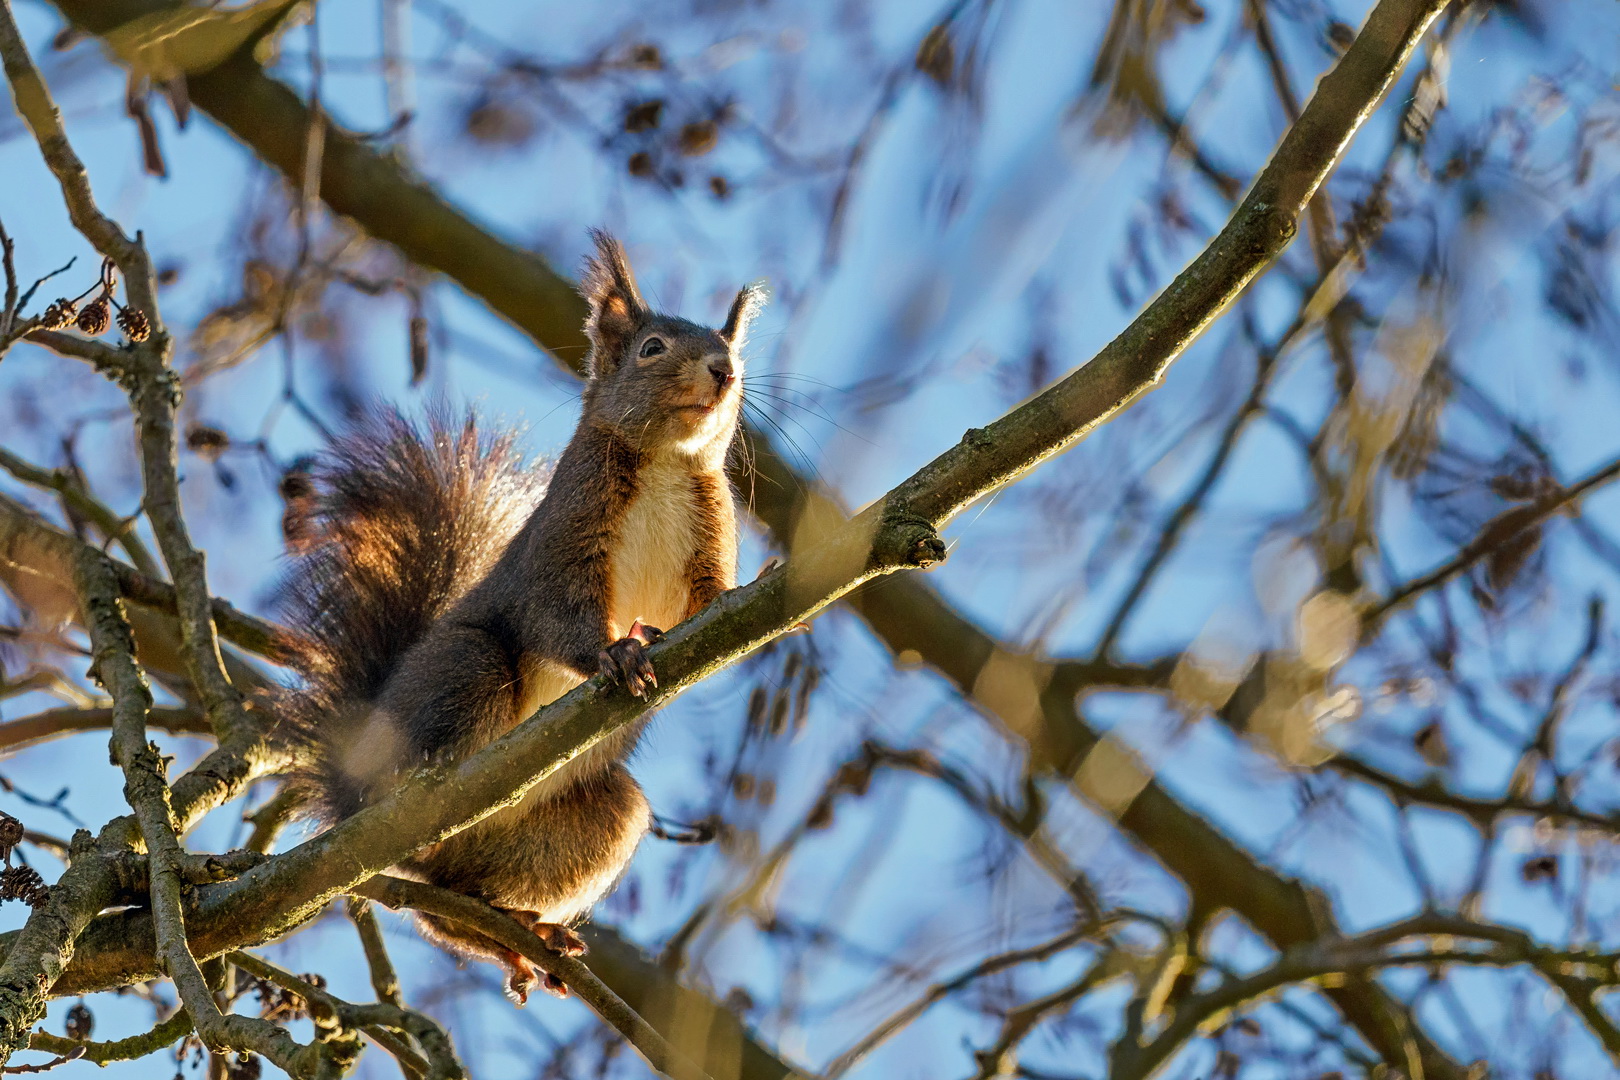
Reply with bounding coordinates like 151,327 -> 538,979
500,918 -> 587,1001
598,620 -> 664,698
525,921 -> 584,997
500,951 -> 539,1006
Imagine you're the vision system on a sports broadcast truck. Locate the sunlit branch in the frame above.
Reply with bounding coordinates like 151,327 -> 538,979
25,1009 -> 192,1066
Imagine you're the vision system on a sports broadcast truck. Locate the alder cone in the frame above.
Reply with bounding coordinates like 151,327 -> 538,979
77,298 -> 111,336
40,298 -> 77,330
117,306 -> 151,342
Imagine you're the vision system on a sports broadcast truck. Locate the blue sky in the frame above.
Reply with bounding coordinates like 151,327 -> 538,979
8,0 -> 1620,1076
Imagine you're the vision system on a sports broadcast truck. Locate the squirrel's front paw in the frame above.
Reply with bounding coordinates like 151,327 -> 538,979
598,619 -> 664,698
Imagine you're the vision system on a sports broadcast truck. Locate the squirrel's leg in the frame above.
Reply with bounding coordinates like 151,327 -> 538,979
499,911 -> 585,998
410,763 -> 651,1001
379,618 -> 525,757
682,471 -> 738,619
411,911 -> 580,1002
505,910 -> 587,956
413,914 -> 542,1004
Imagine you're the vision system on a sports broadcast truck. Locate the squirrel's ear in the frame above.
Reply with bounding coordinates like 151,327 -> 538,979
719,282 -> 768,349
582,229 -> 647,374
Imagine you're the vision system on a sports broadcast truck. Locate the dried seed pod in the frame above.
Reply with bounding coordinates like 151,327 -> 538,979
1521,854 -> 1559,882
77,298 -> 111,336
186,425 -> 230,461
117,306 -> 152,342
768,691 -> 790,736
676,120 -> 718,157
745,685 -> 769,730
462,96 -> 537,149
915,23 -> 954,86
805,796 -> 834,831
64,1002 -> 93,1041
40,298 -> 77,330
279,461 -> 321,551
0,811 -> 21,859
0,864 -> 48,907
1412,719 -> 1451,768
626,43 -> 662,69
623,99 -> 664,133
409,315 -> 429,385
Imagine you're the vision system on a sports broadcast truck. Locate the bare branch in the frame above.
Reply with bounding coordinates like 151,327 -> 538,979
25,1009 -> 192,1065
345,898 -> 402,1008
1367,452 -> 1620,629
352,877 -> 721,1080
0,705 -> 206,757
73,545 -> 331,1078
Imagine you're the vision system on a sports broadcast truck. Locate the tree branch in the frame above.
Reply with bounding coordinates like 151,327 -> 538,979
73,545 -> 330,1078
1,0 -> 257,752
0,705 -> 207,757
351,877 -> 723,1080
7,5 -> 1455,1078
25,1008 -> 192,1065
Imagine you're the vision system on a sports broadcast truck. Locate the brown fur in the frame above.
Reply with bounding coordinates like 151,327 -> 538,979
278,231 -> 763,1001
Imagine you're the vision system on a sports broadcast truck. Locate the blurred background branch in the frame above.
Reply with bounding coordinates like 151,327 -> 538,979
6,0 -> 1620,1077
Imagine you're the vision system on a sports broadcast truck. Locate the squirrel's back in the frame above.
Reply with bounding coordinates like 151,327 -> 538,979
276,410 -> 547,823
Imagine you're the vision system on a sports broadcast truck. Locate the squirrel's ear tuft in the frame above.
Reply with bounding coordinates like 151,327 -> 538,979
581,229 -> 647,375
720,281 -> 768,349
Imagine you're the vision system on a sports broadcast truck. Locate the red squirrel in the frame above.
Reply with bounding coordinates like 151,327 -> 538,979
278,231 -> 764,1001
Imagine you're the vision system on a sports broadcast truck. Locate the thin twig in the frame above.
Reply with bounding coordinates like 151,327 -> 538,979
1367,453 -> 1620,629
346,897 -> 402,1007
26,1009 -> 192,1064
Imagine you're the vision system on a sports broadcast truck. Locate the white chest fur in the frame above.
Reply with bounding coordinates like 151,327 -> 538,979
608,455 -> 695,636
511,455 -> 698,796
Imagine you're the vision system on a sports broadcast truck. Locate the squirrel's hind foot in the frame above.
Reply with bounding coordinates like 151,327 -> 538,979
501,913 -> 586,1000
507,909 -> 588,957
499,950 -> 539,1006
598,619 -> 664,698
497,950 -> 569,1003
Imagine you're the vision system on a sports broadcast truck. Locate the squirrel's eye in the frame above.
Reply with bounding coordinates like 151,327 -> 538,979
638,336 -> 666,359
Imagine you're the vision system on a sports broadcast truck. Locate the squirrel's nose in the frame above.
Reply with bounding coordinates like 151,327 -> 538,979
707,358 -> 734,391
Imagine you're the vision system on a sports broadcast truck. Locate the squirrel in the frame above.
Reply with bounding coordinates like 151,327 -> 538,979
276,230 -> 765,1003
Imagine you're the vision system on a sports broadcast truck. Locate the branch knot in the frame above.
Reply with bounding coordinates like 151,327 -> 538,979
873,511 -> 946,571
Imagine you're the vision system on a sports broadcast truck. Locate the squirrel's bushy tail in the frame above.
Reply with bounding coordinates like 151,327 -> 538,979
276,410 -> 547,823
